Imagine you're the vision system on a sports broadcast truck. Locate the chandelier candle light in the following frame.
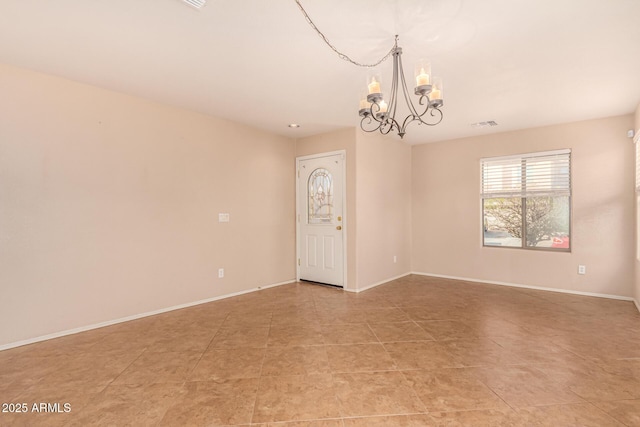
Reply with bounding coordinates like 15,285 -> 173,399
359,39 -> 444,139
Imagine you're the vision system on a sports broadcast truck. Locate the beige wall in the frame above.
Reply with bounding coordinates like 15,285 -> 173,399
635,103 -> 640,307
295,128 -> 358,290
355,131 -> 412,290
0,64 -> 296,347
3,62 -> 637,348
412,115 -> 636,297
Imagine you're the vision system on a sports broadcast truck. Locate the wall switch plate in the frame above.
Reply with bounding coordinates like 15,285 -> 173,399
393,256 -> 397,263
218,213 -> 230,222
578,265 -> 586,275
218,268 -> 224,278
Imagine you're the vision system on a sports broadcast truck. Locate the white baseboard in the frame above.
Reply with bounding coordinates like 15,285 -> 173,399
412,272 -> 636,303
0,279 -> 296,352
346,272 -> 412,293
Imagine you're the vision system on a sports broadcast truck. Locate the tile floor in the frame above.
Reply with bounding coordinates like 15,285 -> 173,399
1,275 -> 640,426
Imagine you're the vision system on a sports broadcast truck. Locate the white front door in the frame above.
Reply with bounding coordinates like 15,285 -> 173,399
297,152 -> 345,287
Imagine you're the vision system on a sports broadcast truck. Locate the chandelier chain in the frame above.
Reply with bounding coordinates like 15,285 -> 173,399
294,0 -> 396,68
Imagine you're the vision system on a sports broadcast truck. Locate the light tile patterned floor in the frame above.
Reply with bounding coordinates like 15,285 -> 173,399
1,275 -> 640,426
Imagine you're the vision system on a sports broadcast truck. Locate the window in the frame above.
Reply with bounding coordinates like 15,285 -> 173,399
481,149 -> 571,251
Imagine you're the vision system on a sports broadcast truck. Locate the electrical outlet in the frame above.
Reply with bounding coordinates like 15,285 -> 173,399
218,268 -> 224,278
578,265 -> 586,275
218,213 -> 230,222
393,255 -> 397,263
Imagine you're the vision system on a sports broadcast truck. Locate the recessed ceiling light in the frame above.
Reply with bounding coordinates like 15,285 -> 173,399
471,121 -> 498,128
288,124 -> 301,128
181,0 -> 206,9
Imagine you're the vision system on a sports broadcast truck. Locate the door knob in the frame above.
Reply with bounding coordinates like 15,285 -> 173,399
336,226 -> 342,230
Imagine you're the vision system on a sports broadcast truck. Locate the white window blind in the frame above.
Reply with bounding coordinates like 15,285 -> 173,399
635,132 -> 640,192
481,149 -> 571,199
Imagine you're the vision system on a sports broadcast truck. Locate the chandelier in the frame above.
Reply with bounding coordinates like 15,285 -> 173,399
295,1 -> 444,139
358,38 -> 444,139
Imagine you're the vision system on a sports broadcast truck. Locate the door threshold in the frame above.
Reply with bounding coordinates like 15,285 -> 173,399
300,279 -> 344,289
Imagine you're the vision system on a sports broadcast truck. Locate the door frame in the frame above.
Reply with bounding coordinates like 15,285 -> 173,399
296,150 -> 348,287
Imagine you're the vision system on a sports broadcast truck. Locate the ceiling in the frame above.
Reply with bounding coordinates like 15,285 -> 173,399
1,0 -> 639,144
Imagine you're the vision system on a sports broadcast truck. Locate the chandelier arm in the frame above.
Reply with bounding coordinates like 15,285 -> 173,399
416,95 -> 431,116
412,93 -> 444,126
360,116 -> 383,133
409,97 -> 430,127
394,47 -> 422,136
400,107 -> 421,137
367,102 -> 386,125
388,50 -> 400,122
363,102 -> 401,135
418,107 -> 444,126
397,50 -> 423,120
380,120 -> 396,135
375,47 -> 403,137
385,115 -> 401,133
294,0 -> 397,68
400,114 -> 416,136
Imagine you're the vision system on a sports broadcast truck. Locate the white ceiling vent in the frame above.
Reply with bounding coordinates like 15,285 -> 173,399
181,0 -> 206,9
471,121 -> 498,128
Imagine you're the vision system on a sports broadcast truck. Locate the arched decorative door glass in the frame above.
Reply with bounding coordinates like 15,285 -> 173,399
308,168 -> 333,224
